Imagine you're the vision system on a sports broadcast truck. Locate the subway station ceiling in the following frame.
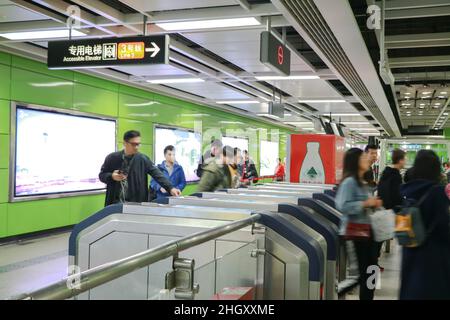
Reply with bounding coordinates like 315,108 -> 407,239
0,0 -> 446,139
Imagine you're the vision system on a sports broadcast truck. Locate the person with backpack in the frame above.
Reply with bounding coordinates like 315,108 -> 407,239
336,148 -> 383,300
399,149 -> 450,299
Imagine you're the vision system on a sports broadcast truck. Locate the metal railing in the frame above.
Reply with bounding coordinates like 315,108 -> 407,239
10,214 -> 262,300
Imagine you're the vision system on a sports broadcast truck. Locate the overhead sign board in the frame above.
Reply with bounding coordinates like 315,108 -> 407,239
260,31 -> 291,76
47,35 -> 169,69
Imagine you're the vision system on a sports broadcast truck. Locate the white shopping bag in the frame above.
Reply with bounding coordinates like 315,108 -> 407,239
369,208 -> 396,242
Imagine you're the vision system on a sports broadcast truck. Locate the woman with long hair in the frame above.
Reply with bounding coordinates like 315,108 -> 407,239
399,150 -> 450,299
335,148 -> 383,300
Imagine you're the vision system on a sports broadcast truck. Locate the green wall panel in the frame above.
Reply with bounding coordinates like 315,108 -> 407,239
74,73 -> 119,92
140,143 -> 152,159
0,64 -> 11,100
0,204 -> 7,238
118,119 -> 153,145
69,194 -> 105,224
119,84 -> 153,100
118,93 -> 159,121
12,55 -> 74,81
7,198 -> 71,236
73,83 -> 118,117
0,100 -> 10,134
0,134 -> 9,169
0,169 -> 8,203
11,68 -> 73,109
0,51 -> 11,65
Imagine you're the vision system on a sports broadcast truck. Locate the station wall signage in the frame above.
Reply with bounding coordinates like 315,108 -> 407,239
47,35 -> 169,69
260,31 -> 291,76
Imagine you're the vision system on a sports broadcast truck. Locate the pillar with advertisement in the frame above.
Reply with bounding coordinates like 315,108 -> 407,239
286,134 -> 345,184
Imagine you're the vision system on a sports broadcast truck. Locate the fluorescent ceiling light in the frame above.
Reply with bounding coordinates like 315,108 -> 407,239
218,100 -> 260,104
30,82 -> 73,87
348,128 -> 378,131
322,113 -> 360,116
0,29 -> 85,40
404,92 -> 411,95
156,17 -> 260,31
255,75 -> 320,81
341,122 -> 371,125
283,122 -> 313,125
444,113 -> 449,116
299,99 -> 346,103
440,91 -> 448,94
147,78 -> 204,84
257,114 -> 280,119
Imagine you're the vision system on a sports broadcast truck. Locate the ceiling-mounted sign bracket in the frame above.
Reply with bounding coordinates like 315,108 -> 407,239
47,35 -> 169,69
260,31 -> 291,76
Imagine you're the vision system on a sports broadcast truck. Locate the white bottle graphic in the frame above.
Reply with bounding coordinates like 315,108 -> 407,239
299,142 -> 325,184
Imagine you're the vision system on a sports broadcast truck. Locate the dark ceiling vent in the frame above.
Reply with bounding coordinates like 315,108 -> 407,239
327,79 -> 352,96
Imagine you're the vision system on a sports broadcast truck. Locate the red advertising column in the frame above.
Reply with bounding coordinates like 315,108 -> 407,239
288,134 -> 345,184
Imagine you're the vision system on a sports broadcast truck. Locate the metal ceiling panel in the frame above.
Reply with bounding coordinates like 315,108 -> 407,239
0,4 -> 50,23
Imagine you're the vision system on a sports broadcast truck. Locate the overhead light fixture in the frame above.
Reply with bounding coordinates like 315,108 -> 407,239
420,103 -> 426,106
422,91 -> 432,95
299,99 -> 346,103
404,92 -> 411,95
440,91 -> 448,95
255,75 -> 320,81
156,17 -> 260,31
283,122 -> 313,125
257,113 -> 280,119
321,113 -> 359,116
0,29 -> 86,40
342,121 -> 371,125
217,100 -> 260,104
444,113 -> 449,116
147,78 -> 204,84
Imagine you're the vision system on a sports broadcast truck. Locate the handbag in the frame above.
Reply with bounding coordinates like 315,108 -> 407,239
343,222 -> 371,240
369,208 -> 396,242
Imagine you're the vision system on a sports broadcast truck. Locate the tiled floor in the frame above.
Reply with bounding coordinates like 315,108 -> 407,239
0,232 -> 70,299
345,241 -> 401,300
0,232 -> 402,300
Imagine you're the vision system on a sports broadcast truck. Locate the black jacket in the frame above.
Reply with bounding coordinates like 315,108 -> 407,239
377,166 -> 403,211
241,160 -> 258,180
363,166 -> 377,188
99,151 -> 174,206
399,180 -> 450,300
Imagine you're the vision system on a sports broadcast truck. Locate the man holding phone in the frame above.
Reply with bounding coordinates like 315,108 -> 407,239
99,130 -> 181,206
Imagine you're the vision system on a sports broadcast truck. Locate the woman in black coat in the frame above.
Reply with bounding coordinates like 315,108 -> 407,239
399,150 -> 450,300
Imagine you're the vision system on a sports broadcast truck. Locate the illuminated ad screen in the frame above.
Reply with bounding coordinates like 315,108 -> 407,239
222,136 -> 249,152
260,140 -> 279,176
154,126 -> 202,183
13,106 -> 116,199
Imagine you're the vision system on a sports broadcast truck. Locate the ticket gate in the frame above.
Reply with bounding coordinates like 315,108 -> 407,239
69,203 -> 322,300
161,195 -> 338,300
313,193 -> 336,209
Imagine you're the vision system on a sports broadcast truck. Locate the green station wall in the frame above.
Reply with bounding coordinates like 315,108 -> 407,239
0,51 -> 293,238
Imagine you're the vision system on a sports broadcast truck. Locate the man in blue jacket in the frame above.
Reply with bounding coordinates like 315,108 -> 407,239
150,145 -> 186,199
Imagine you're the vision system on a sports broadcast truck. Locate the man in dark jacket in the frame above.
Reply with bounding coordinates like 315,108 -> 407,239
363,144 -> 379,189
378,148 -> 406,212
99,130 -> 181,206
150,145 -> 186,199
241,150 -> 258,182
